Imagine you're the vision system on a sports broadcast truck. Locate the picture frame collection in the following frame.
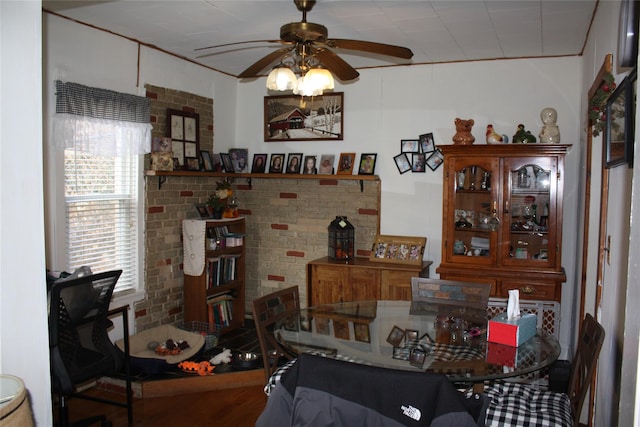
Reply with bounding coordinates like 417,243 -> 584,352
394,132 -> 443,174
152,144 -> 380,176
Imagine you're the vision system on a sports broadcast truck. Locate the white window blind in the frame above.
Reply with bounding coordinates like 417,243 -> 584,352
64,149 -> 139,291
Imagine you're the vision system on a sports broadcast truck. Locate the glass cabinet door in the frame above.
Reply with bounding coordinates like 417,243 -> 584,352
447,156 -> 499,265
502,156 -> 558,268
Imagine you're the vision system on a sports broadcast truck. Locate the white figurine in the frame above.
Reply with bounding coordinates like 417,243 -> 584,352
539,107 -> 560,143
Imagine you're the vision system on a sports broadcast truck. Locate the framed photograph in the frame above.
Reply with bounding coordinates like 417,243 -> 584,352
229,148 -> 249,173
411,153 -> 426,172
173,157 -> 180,170
220,152 -> 235,173
369,234 -> 426,266
419,132 -> 436,153
426,149 -> 445,171
251,154 -> 268,173
185,156 -> 200,171
405,329 -> 419,342
409,347 -> 427,367
358,153 -> 377,175
194,203 -> 209,219
167,109 -> 199,167
337,152 -> 356,175
315,317 -> 330,335
200,150 -> 214,171
303,155 -> 318,174
211,153 -> 223,172
394,153 -> 412,174
605,68 -> 635,168
354,323 -> 371,343
333,320 -> 350,340
392,346 -> 410,361
286,153 -> 303,174
386,325 -> 405,347
269,154 -> 285,173
264,92 -> 344,141
318,154 -> 335,174
401,139 -> 419,153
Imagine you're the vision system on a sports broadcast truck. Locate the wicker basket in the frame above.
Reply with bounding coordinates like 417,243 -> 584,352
178,321 -> 221,350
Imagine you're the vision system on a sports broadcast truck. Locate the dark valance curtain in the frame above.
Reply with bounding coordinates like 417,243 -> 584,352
53,81 -> 152,156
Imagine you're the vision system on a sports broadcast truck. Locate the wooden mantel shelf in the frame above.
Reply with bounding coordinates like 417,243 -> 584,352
145,170 -> 380,191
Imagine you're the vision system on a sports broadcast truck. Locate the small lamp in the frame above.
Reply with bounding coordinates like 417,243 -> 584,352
328,216 -> 354,262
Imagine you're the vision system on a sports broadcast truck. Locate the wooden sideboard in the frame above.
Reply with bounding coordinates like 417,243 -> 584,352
306,256 -> 432,306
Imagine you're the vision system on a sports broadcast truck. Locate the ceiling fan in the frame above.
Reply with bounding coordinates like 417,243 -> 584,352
196,0 -> 414,81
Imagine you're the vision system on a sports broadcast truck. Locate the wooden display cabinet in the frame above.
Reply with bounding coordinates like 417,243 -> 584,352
307,257 -> 432,306
436,145 -> 570,302
183,217 -> 245,333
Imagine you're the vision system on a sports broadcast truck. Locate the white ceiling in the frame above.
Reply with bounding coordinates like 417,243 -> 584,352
43,0 -> 598,79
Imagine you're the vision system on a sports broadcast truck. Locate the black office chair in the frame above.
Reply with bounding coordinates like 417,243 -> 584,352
49,270 -> 133,427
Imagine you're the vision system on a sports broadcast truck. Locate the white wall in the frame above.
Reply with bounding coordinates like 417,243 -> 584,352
235,56 -> 583,354
1,2 -> 51,425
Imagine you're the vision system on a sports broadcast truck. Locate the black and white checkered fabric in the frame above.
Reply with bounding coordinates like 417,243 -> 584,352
264,358 -> 297,396
55,80 -> 151,123
484,382 -> 572,427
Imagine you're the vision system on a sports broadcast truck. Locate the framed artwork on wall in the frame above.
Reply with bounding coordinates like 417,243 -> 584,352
605,68 -> 635,168
264,92 -> 344,141
167,109 -> 199,168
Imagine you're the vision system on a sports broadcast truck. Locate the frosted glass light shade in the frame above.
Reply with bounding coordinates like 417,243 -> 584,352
305,68 -> 334,91
293,75 -> 323,97
266,66 -> 297,91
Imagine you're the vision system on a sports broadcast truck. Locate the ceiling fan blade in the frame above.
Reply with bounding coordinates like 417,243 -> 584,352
325,39 -> 413,59
238,47 -> 294,78
313,48 -> 359,81
195,39 -> 283,52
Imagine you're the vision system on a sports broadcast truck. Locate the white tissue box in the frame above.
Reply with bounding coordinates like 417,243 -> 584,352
487,313 -> 537,347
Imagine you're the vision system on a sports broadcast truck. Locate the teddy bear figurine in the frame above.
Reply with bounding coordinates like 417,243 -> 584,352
452,118 -> 476,145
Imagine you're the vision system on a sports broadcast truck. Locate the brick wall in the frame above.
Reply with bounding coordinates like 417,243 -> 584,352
136,85 -> 380,333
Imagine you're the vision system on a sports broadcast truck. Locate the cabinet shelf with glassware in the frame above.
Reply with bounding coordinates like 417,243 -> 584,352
436,145 -> 570,302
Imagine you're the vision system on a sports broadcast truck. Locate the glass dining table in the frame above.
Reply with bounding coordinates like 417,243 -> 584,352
273,300 -> 560,384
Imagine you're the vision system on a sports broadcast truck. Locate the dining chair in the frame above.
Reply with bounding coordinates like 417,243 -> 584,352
483,313 -> 605,427
49,270 -> 134,427
257,352 -> 487,427
411,277 -> 492,309
251,286 -> 301,385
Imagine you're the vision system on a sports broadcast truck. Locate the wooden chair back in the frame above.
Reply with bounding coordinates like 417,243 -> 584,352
251,286 -> 300,383
567,313 -> 605,426
411,277 -> 492,309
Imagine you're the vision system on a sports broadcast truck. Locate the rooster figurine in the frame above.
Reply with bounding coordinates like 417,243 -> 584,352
486,124 -> 506,144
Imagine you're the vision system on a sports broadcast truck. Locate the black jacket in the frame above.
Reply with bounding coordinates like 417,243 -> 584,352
256,353 -> 486,427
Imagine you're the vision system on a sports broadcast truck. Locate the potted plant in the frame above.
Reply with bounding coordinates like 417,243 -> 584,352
207,180 -> 233,219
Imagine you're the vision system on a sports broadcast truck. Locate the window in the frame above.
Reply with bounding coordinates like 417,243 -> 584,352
52,80 -> 151,292
65,149 -> 140,291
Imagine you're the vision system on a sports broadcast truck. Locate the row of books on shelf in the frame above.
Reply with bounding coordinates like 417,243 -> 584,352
206,255 -> 240,288
207,294 -> 235,327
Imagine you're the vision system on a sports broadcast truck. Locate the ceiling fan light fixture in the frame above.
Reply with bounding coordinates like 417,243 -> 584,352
266,65 -> 297,91
305,67 -> 334,91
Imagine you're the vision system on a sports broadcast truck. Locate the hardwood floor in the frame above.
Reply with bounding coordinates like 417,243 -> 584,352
64,384 -> 268,426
